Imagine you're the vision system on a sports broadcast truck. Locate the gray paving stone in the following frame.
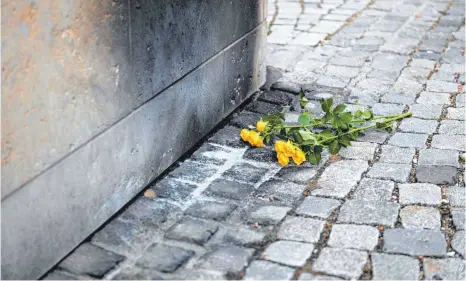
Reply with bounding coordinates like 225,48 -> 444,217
222,227 -> 266,246
427,80 -> 460,93
447,107 -> 466,120
391,78 -> 424,96
411,59 -> 437,69
312,248 -> 368,279
371,103 -> 405,116
271,81 -> 302,94
379,145 -> 415,164
165,217 -> 218,245
400,206 -> 441,230
399,183 -> 441,206
357,129 -> 390,144
223,163 -> 268,184
275,166 -> 319,183
380,92 -> 416,105
413,51 -> 442,61
230,111 -> 262,129
195,246 -> 254,274
296,196 -> 341,219
329,56 -> 366,67
388,132 -> 428,148
328,224 -> 379,251
367,163 -> 412,182
383,229 -> 447,256
452,230 -> 465,257
451,208 -> 465,230
439,120 -> 465,135
311,20 -> 344,34
278,216 -> 325,243
371,53 -> 409,71
58,244 -> 124,278
456,94 -> 465,107
191,143 -> 231,165
263,241 -> 314,267
352,178 -> 395,201
119,198 -> 179,227
258,90 -> 295,106
419,149 -> 459,167
167,269 -> 225,280
416,165 -> 458,185
243,147 -> 277,163
399,118 -> 438,134
244,260 -> 295,280
338,200 -> 400,227
431,135 -> 466,151
417,91 -> 452,105
423,258 -> 466,280
135,243 -> 194,273
298,273 -> 343,280
315,77 -> 348,88
289,33 -> 325,46
246,101 -> 284,115
247,205 -> 291,225
446,188 -> 465,207
313,160 -> 369,198
203,179 -> 254,200
409,103 -> 443,119
326,65 -> 360,78
43,270 -> 78,280
256,180 -> 306,206
209,126 -> 245,148
185,201 -> 237,221
169,161 -> 217,183
149,178 -> 197,201
371,253 -> 419,280
339,141 -> 378,161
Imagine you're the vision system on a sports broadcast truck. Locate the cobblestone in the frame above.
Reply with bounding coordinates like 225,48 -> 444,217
409,103 -> 443,119
312,248 -> 368,279
431,134 -> 466,151
447,107 -> 466,120
417,91 -> 452,105
418,149 -> 459,167
135,243 -> 193,273
379,145 -> 415,164
185,201 -> 237,221
296,196 -> 341,219
165,218 -> 218,245
371,253 -> 420,280
328,224 -> 379,251
388,132 -> 428,148
339,141 -> 378,161
423,258 -> 466,280
416,165 -> 457,185
399,183 -> 442,206
399,118 -> 438,134
446,188 -> 465,207
367,163 -> 412,182
263,241 -> 314,267
247,205 -> 291,226
452,230 -> 465,257
277,216 -> 325,243
451,208 -> 465,230
439,120 -> 465,135
195,246 -> 254,274
383,229 -> 447,256
352,178 -> 395,201
203,179 -> 254,200
244,260 -> 295,280
399,206 -> 441,230
338,200 -> 400,227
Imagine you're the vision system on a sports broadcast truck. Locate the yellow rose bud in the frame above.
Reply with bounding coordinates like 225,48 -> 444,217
292,148 -> 306,165
256,120 -> 267,132
277,152 -> 290,166
248,131 -> 265,148
275,140 -> 287,153
284,140 -> 296,157
240,129 -> 250,142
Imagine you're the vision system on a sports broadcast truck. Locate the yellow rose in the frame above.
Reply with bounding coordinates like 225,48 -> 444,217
284,140 -> 296,157
240,129 -> 250,142
292,147 -> 306,165
277,152 -> 289,167
256,120 -> 267,132
275,140 -> 287,153
249,131 -> 265,147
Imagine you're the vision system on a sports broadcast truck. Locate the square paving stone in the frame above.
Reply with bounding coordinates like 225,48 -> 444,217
243,147 -> 277,163
409,103 -> 443,119
149,178 -> 197,201
417,91 -> 452,105
195,246 -> 254,274
338,200 -> 400,227
418,149 -> 459,167
383,229 -> 447,256
371,103 -> 405,116
388,132 -> 428,148
371,253 -> 419,280
431,135 -> 466,151
203,179 -> 254,200
58,244 -> 124,278
230,111 -> 261,128
371,53 -> 409,71
43,270 -> 78,280
191,143 -> 231,165
357,129 -> 390,144
256,180 -> 306,206
439,120 -> 465,135
446,187 -> 465,207
185,201 -> 237,221
135,243 -> 194,273
398,118 -> 438,134
447,108 -> 466,120
427,80 -> 460,93
379,145 -> 415,164
400,206 -> 441,230
258,90 -> 295,105
312,248 -> 368,279
328,224 -> 379,251
222,163 -> 268,184
244,260 -> 295,280
416,165 -> 457,185
313,160 -> 369,198
296,196 -> 341,219
275,166 -> 319,183
452,230 -> 465,257
247,205 -> 291,225
352,178 -> 395,201
339,142 -> 378,161
222,227 -> 266,246
451,208 -> 465,230
381,92 -> 416,105
367,163 -> 412,182
246,101 -> 284,115
119,199 -> 179,227
423,258 -> 465,280
111,267 -> 166,280
164,218 -> 218,245
399,183 -> 441,206
298,273 -> 343,280
166,269 -> 224,280
209,126 -> 245,148
263,241 -> 314,267
277,216 -> 325,243
168,161 -> 217,183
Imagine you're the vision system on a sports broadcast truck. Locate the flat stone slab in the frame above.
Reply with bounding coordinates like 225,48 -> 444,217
247,205 -> 291,225
451,230 -> 465,257
195,246 -> 254,274
277,216 -> 325,243
223,163 -> 268,184
275,167 -> 319,183
135,243 -> 194,273
244,260 -> 295,280
398,183 -> 442,206
256,180 -> 306,206
222,227 -> 266,247
298,273 -> 343,280
312,248 -> 368,279
399,206 -> 441,230
451,208 -> 465,230
203,179 -> 254,200
379,145 -> 415,164
423,258 -> 466,280
446,187 -> 465,207
366,163 -> 411,182
339,141 -> 378,161
439,120 -> 465,135
328,224 -> 379,251
416,165 -> 457,185
383,229 -> 447,256
388,133 -> 428,148
418,149 -> 459,167
409,103 -> 443,119
296,196 -> 341,219
150,178 -> 197,201
431,135 -> 466,151
352,178 -> 395,201
338,200 -> 400,227
263,241 -> 314,267
185,201 -> 237,221
164,218 -> 218,245
169,161 -> 217,183
371,253 -> 419,280
398,118 -> 438,134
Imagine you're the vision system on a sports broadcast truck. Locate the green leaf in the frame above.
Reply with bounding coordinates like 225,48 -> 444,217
298,89 -> 309,109
265,135 -> 271,144
332,117 -> 347,130
349,131 -> 359,140
298,112 -> 311,125
333,104 -> 347,114
321,98 -> 333,113
339,135 -> 352,147
329,139 -> 341,154
362,110 -> 373,120
298,130 -> 316,143
308,151 -> 321,165
355,110 -> 362,118
339,112 -> 353,124
284,127 -> 291,134
319,129 -> 335,140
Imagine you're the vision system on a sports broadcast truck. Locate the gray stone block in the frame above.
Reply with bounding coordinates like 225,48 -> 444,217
399,118 -> 438,134
296,196 -> 341,219
149,178 -> 197,201
244,260 -> 295,280
371,253 -> 419,280
451,208 -> 465,230
388,132 -> 428,148
427,80 -> 460,93
371,103 -> 405,116
352,178 -> 395,201
223,163 -> 268,184
277,216 -> 325,243
135,243 -> 194,273
418,149 -> 459,167
399,183 -> 441,206
452,230 -> 465,257
409,103 -> 443,119
400,206 -> 441,230
439,120 -> 465,135
119,198 -> 180,227
417,91 -> 452,105
367,163 -> 412,182
222,227 -> 266,246
256,180 -> 306,206
380,92 -> 416,105
185,201 -> 237,221
328,224 -> 379,251
165,218 -> 218,246
312,248 -> 368,279
447,108 -> 466,120
379,145 -> 415,164
357,129 -> 390,144
338,200 -> 400,227
446,188 -> 465,207
247,206 -> 291,225
258,90 -> 295,105
275,167 -> 319,183
423,258 -> 465,280
431,135 -> 466,151
195,246 -> 254,274
298,273 -> 343,280
416,165 -> 457,185
243,147 -> 277,163
43,270 -> 78,280
230,111 -> 262,128
263,241 -> 314,267
339,142 -> 378,161
203,179 -> 254,200
384,229 -> 447,256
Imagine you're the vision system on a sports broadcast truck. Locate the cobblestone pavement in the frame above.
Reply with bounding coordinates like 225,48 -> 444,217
44,0 -> 465,280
